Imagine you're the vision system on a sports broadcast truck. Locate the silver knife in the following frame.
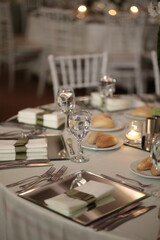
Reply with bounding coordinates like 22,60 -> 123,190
91,201 -> 142,229
0,121 -> 35,130
0,159 -> 50,165
0,159 -> 53,169
101,174 -> 144,192
106,205 -> 156,231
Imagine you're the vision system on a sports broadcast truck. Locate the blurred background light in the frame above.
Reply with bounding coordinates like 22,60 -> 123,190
130,5 -> 139,14
78,5 -> 87,13
108,9 -> 117,16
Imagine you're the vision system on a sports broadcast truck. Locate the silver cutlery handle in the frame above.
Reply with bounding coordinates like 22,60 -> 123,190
107,215 -> 133,231
68,145 -> 75,155
6,175 -> 39,188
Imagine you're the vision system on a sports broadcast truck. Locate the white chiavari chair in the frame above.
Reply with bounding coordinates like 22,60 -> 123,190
103,12 -> 146,94
0,2 -> 44,93
48,52 -> 108,101
151,50 -> 160,95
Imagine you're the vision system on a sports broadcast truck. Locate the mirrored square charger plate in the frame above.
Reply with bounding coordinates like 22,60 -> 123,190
19,170 -> 149,225
0,135 -> 70,162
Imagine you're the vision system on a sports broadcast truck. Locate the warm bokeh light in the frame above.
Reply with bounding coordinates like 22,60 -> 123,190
108,9 -> 117,16
130,5 -> 139,13
76,12 -> 86,19
97,2 -> 105,9
78,5 -> 87,13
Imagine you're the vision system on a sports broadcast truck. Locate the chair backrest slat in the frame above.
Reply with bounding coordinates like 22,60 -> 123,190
151,50 -> 160,95
48,52 -> 108,101
67,57 -> 75,87
84,56 -> 90,86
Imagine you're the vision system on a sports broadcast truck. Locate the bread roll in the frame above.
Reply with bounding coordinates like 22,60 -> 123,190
137,156 -> 152,170
150,165 -> 160,176
96,134 -> 118,148
131,106 -> 153,118
87,132 -> 105,145
92,114 -> 115,128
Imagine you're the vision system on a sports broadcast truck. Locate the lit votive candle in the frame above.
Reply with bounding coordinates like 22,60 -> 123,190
126,130 -> 141,141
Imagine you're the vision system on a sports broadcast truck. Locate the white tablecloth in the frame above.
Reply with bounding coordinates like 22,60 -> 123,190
0,104 -> 159,240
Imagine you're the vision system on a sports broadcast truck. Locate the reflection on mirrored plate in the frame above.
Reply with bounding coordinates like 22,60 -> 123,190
124,111 -> 146,121
91,120 -> 124,132
130,160 -> 160,179
82,138 -> 123,151
19,170 -> 149,225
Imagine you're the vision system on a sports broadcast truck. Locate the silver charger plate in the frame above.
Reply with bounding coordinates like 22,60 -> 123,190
130,160 -> 160,179
82,138 -> 123,151
0,135 -> 70,162
19,170 -> 149,225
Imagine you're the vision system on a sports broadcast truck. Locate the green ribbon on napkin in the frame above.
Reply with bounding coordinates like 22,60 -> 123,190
14,137 -> 29,153
36,110 -> 53,126
65,189 -> 96,210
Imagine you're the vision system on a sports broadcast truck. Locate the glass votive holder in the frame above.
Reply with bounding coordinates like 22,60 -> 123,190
125,120 -> 143,144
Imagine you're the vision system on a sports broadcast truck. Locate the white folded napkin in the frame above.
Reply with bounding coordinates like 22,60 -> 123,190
0,153 -> 16,161
0,138 -> 47,154
45,180 -> 114,217
106,97 -> 131,111
0,152 -> 48,161
17,108 -> 65,128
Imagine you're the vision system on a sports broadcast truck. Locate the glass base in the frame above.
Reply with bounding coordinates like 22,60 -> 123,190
71,155 -> 89,163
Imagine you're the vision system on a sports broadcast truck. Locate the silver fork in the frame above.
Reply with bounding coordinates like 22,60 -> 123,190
20,166 -> 56,189
17,165 -> 67,194
50,165 -> 68,182
116,174 -> 151,188
6,166 -> 56,188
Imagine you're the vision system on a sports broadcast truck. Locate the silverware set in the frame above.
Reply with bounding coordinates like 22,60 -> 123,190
101,174 -> 144,192
0,127 -> 45,139
6,165 -> 68,195
0,159 -> 53,169
116,174 -> 152,188
90,203 -> 156,231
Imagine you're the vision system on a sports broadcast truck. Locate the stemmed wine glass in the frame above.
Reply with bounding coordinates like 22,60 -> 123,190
99,75 -> 116,110
151,134 -> 160,171
68,110 -> 91,163
150,134 -> 160,198
57,87 -> 75,131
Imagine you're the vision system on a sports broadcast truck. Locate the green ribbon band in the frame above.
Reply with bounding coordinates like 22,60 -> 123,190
36,110 -> 53,126
65,189 -> 96,210
14,137 -> 29,153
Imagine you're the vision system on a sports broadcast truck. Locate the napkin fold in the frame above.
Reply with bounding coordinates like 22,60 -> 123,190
45,180 -> 114,217
17,108 -> 65,128
0,138 -> 47,153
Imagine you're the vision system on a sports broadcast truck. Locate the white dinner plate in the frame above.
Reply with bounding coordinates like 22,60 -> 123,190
130,160 -> 160,179
90,120 -> 125,132
124,111 -> 146,121
82,138 -> 123,151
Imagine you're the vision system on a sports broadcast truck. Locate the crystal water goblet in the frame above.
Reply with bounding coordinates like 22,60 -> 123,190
57,87 -> 75,130
68,110 -> 91,163
150,134 -> 160,198
99,75 -> 116,110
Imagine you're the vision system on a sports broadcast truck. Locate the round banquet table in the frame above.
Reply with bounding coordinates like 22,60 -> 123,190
0,104 -> 159,240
